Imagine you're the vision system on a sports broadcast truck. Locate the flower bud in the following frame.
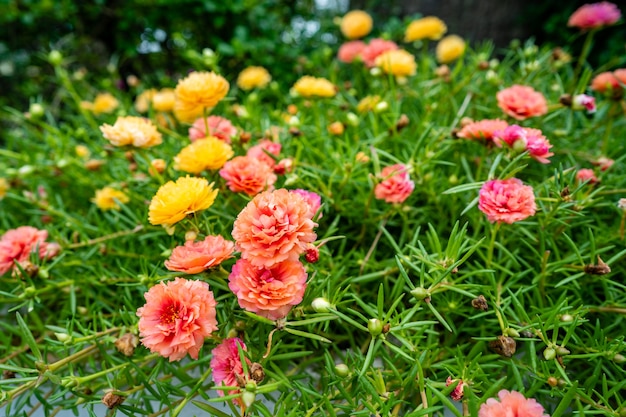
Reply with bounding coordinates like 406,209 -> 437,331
556,346 -> 570,356
547,376 -> 558,387
245,381 -> 257,392
504,328 -> 520,338
346,112 -> 359,126
368,318 -> 383,337
489,335 -> 516,357
29,103 -> 45,118
312,297 -> 332,313
370,67 -> 382,77
612,353 -> 626,364
305,245 -> 320,263
55,332 -> 71,343
335,363 -> 350,377
560,314 -> 574,322
102,391 -> 125,409
241,390 -> 256,408
543,347 -> 556,361
411,287 -> 430,301
374,101 -> 389,113
471,295 -> 488,311
250,363 -> 265,383
48,50 -> 63,66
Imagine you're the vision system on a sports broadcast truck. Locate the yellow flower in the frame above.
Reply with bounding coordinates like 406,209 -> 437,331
148,176 -> 218,226
100,116 -> 163,148
292,76 -> 336,98
237,66 -> 272,91
134,89 -> 157,113
436,35 -> 466,64
340,10 -> 373,39
375,49 -> 417,77
152,88 -> 176,113
0,178 -> 9,199
174,71 -> 229,122
174,137 -> 234,174
404,17 -> 447,42
75,145 -> 91,159
92,187 -> 129,210
91,93 -> 119,115
357,95 -> 381,113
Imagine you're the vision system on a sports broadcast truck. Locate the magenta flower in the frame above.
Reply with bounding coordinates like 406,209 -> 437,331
568,2 -> 621,30
479,390 -> 549,417
210,338 -> 250,399
572,94 -> 597,113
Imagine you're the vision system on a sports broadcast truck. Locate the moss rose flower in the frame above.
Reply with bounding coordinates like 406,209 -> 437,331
436,35 -> 466,64
497,85 -> 548,120
405,16 -> 447,42
337,40 -> 366,63
478,178 -> 537,224
228,258 -> 308,320
148,176 -> 218,226
232,189 -> 317,268
174,71 -> 229,123
375,164 -> 415,204
479,390 -> 549,417
189,115 -> 237,143
292,76 -> 336,98
174,137 -> 234,174
100,116 -> 163,148
210,338 -> 250,399
361,38 -> 398,68
568,2 -> 621,30
136,277 -> 218,361
457,119 -> 509,142
0,226 -> 60,276
219,156 -> 277,196
236,66 -> 272,91
340,10 -> 373,39
91,186 -> 129,211
375,49 -> 417,77
246,139 -> 282,168
165,235 -> 235,274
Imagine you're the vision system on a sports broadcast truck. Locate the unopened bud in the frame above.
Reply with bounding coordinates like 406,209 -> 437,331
48,50 -> 63,66
504,328 -> 520,338
55,332 -> 71,343
411,287 -> 429,301
305,246 -> 319,263
543,347 -> 556,361
29,103 -> 45,118
241,390 -> 256,408
556,346 -> 570,356
184,230 -> 198,242
346,112 -> 359,126
335,363 -> 350,377
312,297 -> 332,313
374,101 -> 389,113
547,376 -> 558,387
560,314 -> 574,323
612,353 -> 626,364
368,318 -> 383,337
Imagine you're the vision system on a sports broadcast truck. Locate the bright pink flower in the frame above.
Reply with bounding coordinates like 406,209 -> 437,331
445,377 -> 466,401
136,277 -> 218,361
232,189 -> 317,268
229,258 -> 307,320
274,158 -> 294,175
338,40 -> 367,63
576,168 -> 599,184
524,128 -> 553,164
478,178 -> 537,224
361,38 -> 399,68
0,226 -> 60,276
189,115 -> 237,143
458,119 -> 509,142
497,85 -> 548,120
375,164 -> 415,204
479,390 -> 549,417
590,71 -> 620,94
219,155 -> 277,196
165,235 -> 235,274
572,94 -> 597,113
291,189 -> 323,219
210,337 -> 250,399
247,139 -> 282,168
494,124 -> 526,147
568,2 -> 621,30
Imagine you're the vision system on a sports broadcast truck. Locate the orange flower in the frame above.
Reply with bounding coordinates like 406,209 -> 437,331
90,93 -> 119,115
237,66 -> 272,91
457,119 -> 509,141
174,71 -> 229,122
292,76 -> 336,98
219,156 -> 277,196
91,186 -> 129,210
136,277 -> 218,361
165,235 -> 234,274
174,137 -> 234,174
228,258 -> 307,320
436,35 -> 466,64
232,189 -> 317,268
375,49 -> 417,77
496,85 -> 548,120
148,176 -> 218,226
100,116 -> 163,148
405,16 -> 447,42
0,226 -> 60,276
375,164 -> 415,204
340,10 -> 373,39
590,71 -> 621,95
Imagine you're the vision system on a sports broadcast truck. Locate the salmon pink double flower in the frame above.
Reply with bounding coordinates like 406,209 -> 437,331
478,178 -> 537,224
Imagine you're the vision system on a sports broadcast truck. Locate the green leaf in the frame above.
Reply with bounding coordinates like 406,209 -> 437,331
16,312 -> 42,362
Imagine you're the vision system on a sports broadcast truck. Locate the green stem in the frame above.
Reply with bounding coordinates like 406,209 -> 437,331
601,102 -> 616,154
486,222 -> 501,268
573,30 -> 596,88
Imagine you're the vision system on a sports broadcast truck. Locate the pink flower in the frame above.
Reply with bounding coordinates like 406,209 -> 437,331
375,164 -> 415,204
524,128 -> 554,164
165,235 -> 235,274
338,40 -> 367,63
572,94 -> 597,113
274,158 -> 294,175
189,116 -> 237,144
478,178 -> 537,224
229,258 -> 307,320
0,226 -> 60,276
219,156 -> 277,196
290,189 -> 323,219
614,68 -> 626,84
210,338 -> 250,399
136,277 -> 218,361
232,189 -> 317,268
247,139 -> 282,168
457,119 -> 509,142
576,168 -> 599,184
590,71 -> 620,94
568,2 -> 621,30
445,377 -> 466,401
494,124 -> 526,147
479,390 -> 549,417
361,38 -> 399,68
497,85 -> 548,120
593,157 -> 614,171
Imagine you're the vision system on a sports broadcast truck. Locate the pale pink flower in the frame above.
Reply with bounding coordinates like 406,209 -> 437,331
497,85 -> 548,120
576,168 -> 599,184
568,2 -> 621,30
457,119 -> 509,142
136,277 -> 218,361
228,258 -> 307,320
375,164 -> 415,204
572,94 -> 597,113
232,189 -> 317,268
220,156 -> 277,196
189,115 -> 237,143
164,235 -> 235,274
210,337 -> 250,399
479,390 -> 549,417
338,40 -> 367,63
590,71 -> 620,94
0,226 -> 60,276
478,178 -> 537,224
445,377 -> 466,401
361,38 -> 399,68
291,189 -> 323,219
247,139 -> 282,168
593,157 -> 614,171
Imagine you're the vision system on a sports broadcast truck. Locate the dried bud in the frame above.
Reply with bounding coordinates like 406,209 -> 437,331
547,376 -> 558,387
559,94 -> 573,107
382,323 -> 391,334
395,114 -> 410,131
584,256 -> 611,275
250,363 -> 265,383
114,333 -> 139,357
288,127 -> 302,136
560,186 -> 570,200
478,61 -> 489,70
435,65 -> 451,78
3,370 -> 16,379
235,372 -> 247,388
489,335 -> 516,357
239,132 -> 252,143
327,121 -> 345,136
471,295 -> 488,311
102,391 -> 125,409
85,159 -> 105,171
445,377 -> 466,401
